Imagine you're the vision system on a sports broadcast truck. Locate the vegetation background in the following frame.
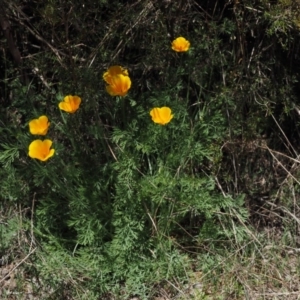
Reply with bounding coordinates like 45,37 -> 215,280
1,0 -> 300,299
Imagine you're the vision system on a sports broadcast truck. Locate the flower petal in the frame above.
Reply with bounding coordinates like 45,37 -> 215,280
43,148 -> 55,161
103,66 -> 129,84
29,140 -> 44,159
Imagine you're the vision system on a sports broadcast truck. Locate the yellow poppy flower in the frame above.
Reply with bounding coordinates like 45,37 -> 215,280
150,107 -> 174,125
28,139 -> 55,162
29,115 -> 50,135
103,66 -> 129,85
171,37 -> 190,52
106,74 -> 131,96
58,95 -> 81,113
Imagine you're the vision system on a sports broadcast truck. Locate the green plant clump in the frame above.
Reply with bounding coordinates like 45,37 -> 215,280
0,0 -> 300,299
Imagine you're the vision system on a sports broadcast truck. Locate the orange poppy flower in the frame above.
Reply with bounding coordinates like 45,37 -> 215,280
171,37 -> 190,52
29,115 -> 50,135
28,139 -> 55,162
150,107 -> 173,125
58,95 -> 81,113
106,74 -> 131,96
